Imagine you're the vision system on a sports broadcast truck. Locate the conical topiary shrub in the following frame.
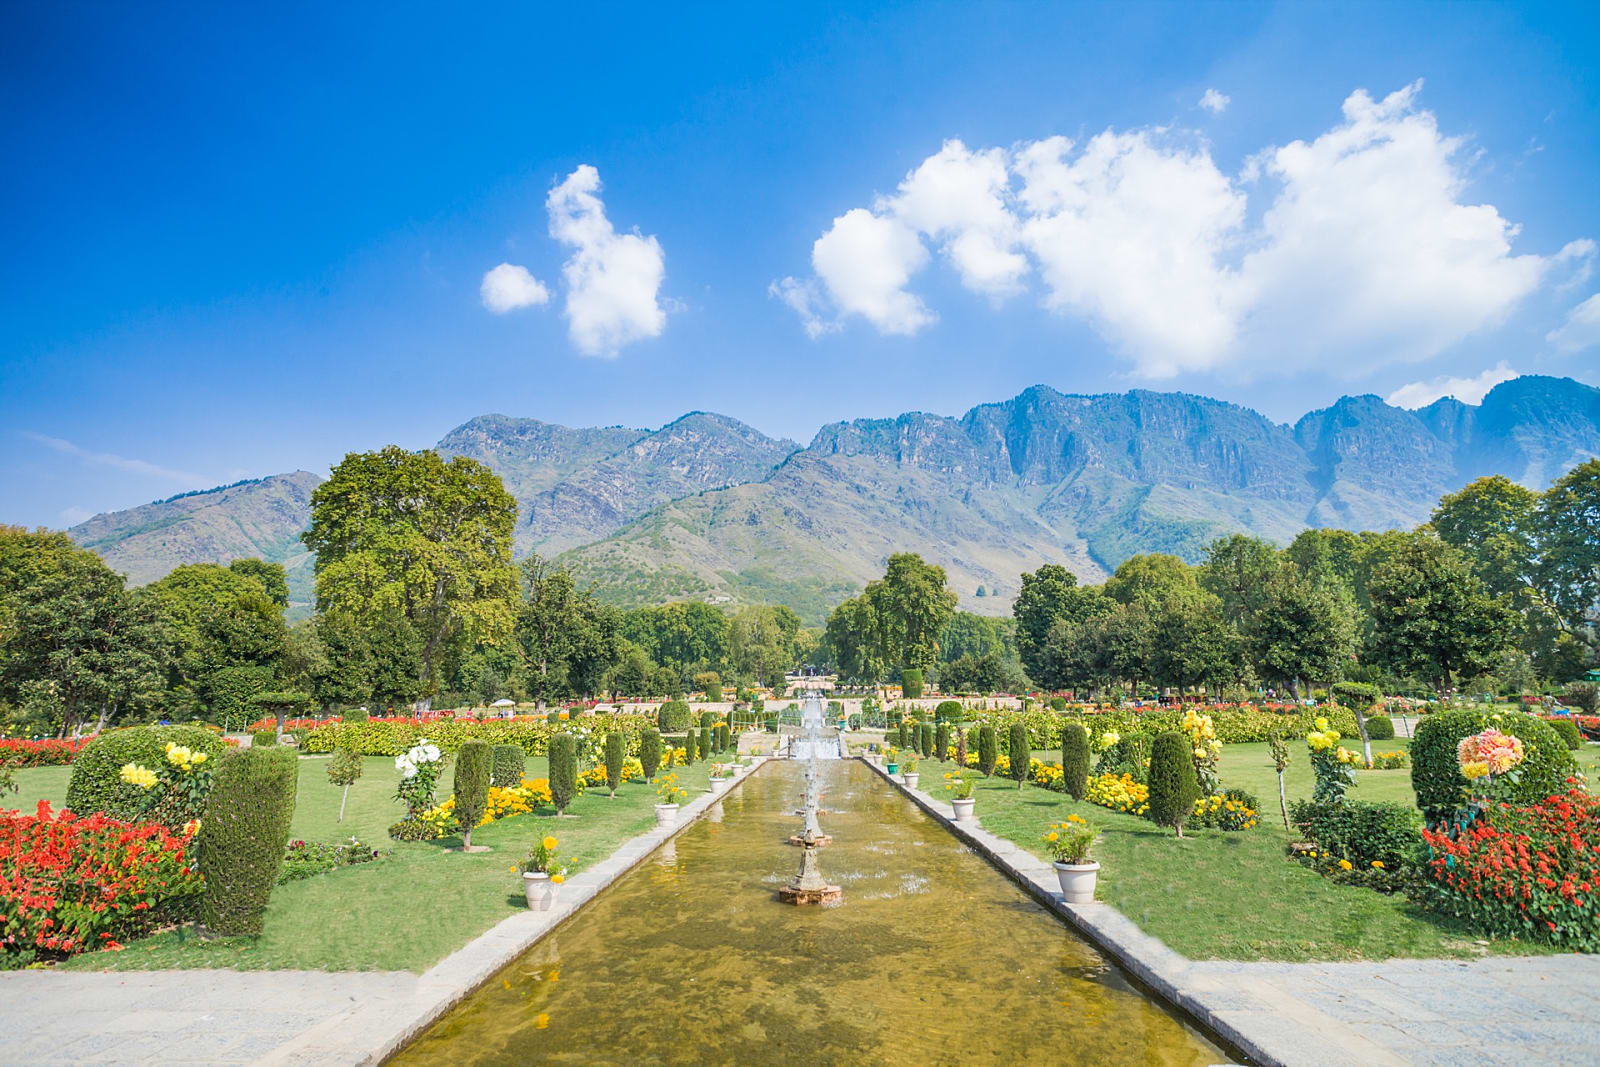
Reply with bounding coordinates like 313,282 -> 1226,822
454,740 -> 492,849
198,746 -> 299,936
934,722 -> 950,762
1062,722 -> 1090,800
977,725 -> 998,777
1147,730 -> 1201,838
604,731 -> 624,797
548,733 -> 578,815
640,728 -> 662,781
1008,722 -> 1030,789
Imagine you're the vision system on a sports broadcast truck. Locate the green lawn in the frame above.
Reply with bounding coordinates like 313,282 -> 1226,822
9,754 -> 712,973
907,753 -> 1566,963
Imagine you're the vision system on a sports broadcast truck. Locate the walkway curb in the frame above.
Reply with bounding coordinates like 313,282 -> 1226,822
860,756 -> 1409,1067
256,757 -> 773,1066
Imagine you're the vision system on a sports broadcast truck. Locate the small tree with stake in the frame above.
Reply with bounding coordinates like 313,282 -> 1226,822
1008,722 -> 1030,790
1268,729 -> 1292,831
604,730 -> 624,797
548,733 -> 578,816
248,691 -> 313,743
327,744 -> 363,824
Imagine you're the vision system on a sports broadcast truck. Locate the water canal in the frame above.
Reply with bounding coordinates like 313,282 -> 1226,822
392,759 -> 1225,1065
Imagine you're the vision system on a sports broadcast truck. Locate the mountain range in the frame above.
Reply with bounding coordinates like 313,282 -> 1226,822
65,375 -> 1600,622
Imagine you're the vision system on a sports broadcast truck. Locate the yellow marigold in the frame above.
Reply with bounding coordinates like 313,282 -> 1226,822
1338,859 -> 1353,871
543,835 -> 558,851
1371,860 -> 1385,869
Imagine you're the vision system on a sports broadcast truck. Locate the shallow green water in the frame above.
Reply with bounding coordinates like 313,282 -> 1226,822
393,759 -> 1223,1066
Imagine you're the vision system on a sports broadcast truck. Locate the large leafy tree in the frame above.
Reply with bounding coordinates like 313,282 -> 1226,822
823,593 -> 885,684
143,562 -> 286,713
1013,564 -> 1105,682
517,554 -> 621,703
621,601 -> 729,688
873,553 -> 958,672
1150,597 -> 1243,695
1246,568 -> 1356,697
302,447 -> 518,703
1198,535 -> 1280,626
228,558 -> 290,607
1532,459 -> 1600,660
1104,553 -> 1206,614
939,612 -> 1016,663
728,605 -> 794,689
1367,532 -> 1520,691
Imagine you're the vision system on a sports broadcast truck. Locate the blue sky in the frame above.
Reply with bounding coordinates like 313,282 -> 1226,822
3,1 -> 1598,528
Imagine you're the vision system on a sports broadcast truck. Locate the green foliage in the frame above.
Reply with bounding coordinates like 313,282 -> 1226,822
934,700 -> 962,722
490,744 -> 526,787
1332,681 -> 1381,707
695,671 -> 723,701
251,729 -> 278,747
1008,722 -> 1030,785
1410,710 -> 1575,822
1364,714 -> 1395,741
1146,731 -> 1200,835
715,723 -> 730,753
1062,722 -> 1090,800
657,700 -> 691,732
1290,799 -> 1421,871
327,747 -> 364,788
977,724 -> 997,777
680,727 -> 697,765
1563,683 -> 1598,715
342,706 -> 369,723
1049,696 -> 1067,711
1548,718 -> 1582,751
901,668 -> 923,699
639,728 -> 662,781
65,725 -> 228,819
517,554 -> 623,704
1094,733 -> 1152,781
934,721 -> 950,762
547,733 -> 577,814
699,726 -> 712,761
604,731 -> 625,795
699,709 -> 718,729
198,746 -> 299,936
452,740 -> 492,841
302,714 -> 652,757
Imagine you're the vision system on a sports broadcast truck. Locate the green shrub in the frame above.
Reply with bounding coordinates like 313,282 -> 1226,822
198,746 -> 299,936
453,741 -> 492,847
1332,681 -> 1382,708
934,722 -> 950,762
1147,731 -> 1200,837
901,669 -> 923,700
327,745 -> 363,824
977,725 -> 997,777
604,731 -> 625,796
1008,722 -> 1030,787
548,734 -> 578,814
935,700 -> 962,722
681,729 -> 697,765
1062,722 -> 1090,800
342,707 -> 369,723
1289,798 -> 1420,870
1548,718 -> 1582,751
546,711 -> 560,725
1562,683 -> 1598,715
251,729 -> 277,748
657,701 -> 691,732
1094,733 -> 1152,782
699,710 -> 718,729
715,723 -> 730,753
699,726 -> 712,762
1049,696 -> 1067,712
490,744 -> 526,787
1411,710 -> 1575,823
640,728 -> 662,781
1364,714 -> 1395,741
919,723 -> 934,758
65,725 -> 228,820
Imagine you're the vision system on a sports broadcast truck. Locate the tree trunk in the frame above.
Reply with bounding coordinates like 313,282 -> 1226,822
338,785 -> 350,824
1354,701 -> 1374,767
462,825 -> 472,850
1277,769 -> 1290,831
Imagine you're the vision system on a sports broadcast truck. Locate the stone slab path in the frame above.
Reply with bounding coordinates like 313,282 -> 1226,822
864,756 -> 1600,1067
0,758 -> 770,1067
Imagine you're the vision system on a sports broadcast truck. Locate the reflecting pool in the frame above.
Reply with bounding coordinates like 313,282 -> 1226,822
392,759 -> 1224,1065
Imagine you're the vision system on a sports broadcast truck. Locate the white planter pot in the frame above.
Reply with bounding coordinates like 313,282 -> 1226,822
654,803 -> 680,827
902,772 -> 920,789
522,871 -> 559,912
1053,860 -> 1100,904
952,797 -> 975,822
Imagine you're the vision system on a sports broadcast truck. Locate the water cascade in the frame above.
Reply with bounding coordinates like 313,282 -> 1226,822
780,694 -> 840,902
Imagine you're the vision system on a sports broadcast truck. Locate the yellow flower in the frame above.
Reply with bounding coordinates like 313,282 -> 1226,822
1371,860 -> 1385,869
1338,859 -> 1353,871
542,835 -> 558,851
535,1013 -> 550,1029
118,762 -> 157,789
1046,832 -> 1060,842
551,874 -> 565,884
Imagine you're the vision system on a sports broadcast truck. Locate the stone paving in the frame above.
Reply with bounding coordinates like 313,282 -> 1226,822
865,755 -> 1600,1067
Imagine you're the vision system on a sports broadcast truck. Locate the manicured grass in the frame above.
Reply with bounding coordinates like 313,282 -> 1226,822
6,764 -> 71,810
910,756 -> 1558,963
40,753 -> 713,973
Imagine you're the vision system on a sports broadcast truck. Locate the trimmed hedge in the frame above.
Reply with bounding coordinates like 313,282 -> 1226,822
1411,710 -> 1574,823
1363,714 -> 1395,741
1062,722 -> 1090,800
1548,718 -> 1582,751
681,729 -> 697,765
934,722 -> 950,762
657,701 -> 691,732
302,714 -> 654,757
251,729 -> 278,748
65,725 -> 228,820
548,734 -> 577,814
1008,723 -> 1030,786
1147,731 -> 1200,836
901,669 -> 923,700
453,741 -> 492,845
342,706 -> 369,723
977,725 -> 997,777
715,723 -> 730,753
935,700 -> 962,723
604,731 -> 625,795
1290,798 -> 1420,870
918,723 -> 933,759
699,726 -> 713,762
198,746 -> 299,936
490,744 -> 526,788
640,728 -> 662,781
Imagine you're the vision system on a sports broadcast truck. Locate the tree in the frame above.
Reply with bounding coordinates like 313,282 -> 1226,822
1104,554 -> 1205,615
518,555 -> 579,705
302,446 -> 518,705
1432,475 -> 1539,601
1147,731 -> 1200,838
1532,460 -> 1600,660
248,690 -> 313,741
1247,568 -> 1356,697
144,562 -> 287,714
824,593 -> 886,684
728,605 -> 793,689
1198,535 -> 1280,626
1368,532 -> 1521,692
327,745 -> 363,823
548,733 -> 578,814
621,602 -> 730,687
1150,598 -> 1242,695
874,553 -> 958,673
1013,565 -> 1106,683
228,558 -> 290,607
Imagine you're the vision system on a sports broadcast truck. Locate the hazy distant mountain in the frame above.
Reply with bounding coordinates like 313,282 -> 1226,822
64,376 -> 1600,624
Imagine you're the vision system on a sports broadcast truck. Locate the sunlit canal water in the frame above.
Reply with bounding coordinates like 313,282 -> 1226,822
391,759 -> 1224,1065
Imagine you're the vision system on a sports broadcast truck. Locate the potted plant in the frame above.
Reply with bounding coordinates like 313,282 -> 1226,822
709,761 -> 732,789
944,769 -> 976,821
901,754 -> 920,789
885,747 -> 900,776
1042,815 -> 1100,903
519,834 -> 573,911
654,773 -> 687,826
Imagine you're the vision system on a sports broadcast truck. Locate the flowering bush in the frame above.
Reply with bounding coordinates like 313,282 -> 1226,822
0,801 -> 200,961
414,778 -> 556,836
1042,814 -> 1097,864
1181,709 -> 1223,794
942,770 -> 975,800
1029,759 -> 1065,792
277,838 -> 384,884
1306,718 -> 1358,805
114,742 -> 215,828
394,740 -> 444,815
654,773 -> 687,806
302,714 -> 657,757
581,758 -> 643,789
0,738 -> 89,768
1190,791 -> 1259,831
1419,787 -> 1600,950
1457,728 -> 1525,805
1365,750 -> 1409,771
1085,773 -> 1149,816
1289,798 -> 1420,893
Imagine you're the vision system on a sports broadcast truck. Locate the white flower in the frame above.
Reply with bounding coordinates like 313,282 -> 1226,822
395,755 -> 414,773
401,763 -> 419,780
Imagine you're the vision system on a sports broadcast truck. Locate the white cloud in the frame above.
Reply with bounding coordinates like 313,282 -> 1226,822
811,207 -> 934,335
777,82 -> 1584,381
1547,292 -> 1600,353
23,432 -> 206,485
768,277 -> 837,339
479,262 -> 549,313
1386,361 -> 1518,408
59,506 -> 93,527
1199,88 -> 1230,114
546,165 -> 666,356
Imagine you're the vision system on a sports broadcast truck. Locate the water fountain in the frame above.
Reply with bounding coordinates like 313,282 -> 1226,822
780,694 -> 840,902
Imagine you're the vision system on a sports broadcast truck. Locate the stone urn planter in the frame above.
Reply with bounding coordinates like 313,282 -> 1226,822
522,871 -> 558,912
902,772 -> 920,789
654,802 -> 680,827
1053,861 -> 1100,904
952,797 -> 975,822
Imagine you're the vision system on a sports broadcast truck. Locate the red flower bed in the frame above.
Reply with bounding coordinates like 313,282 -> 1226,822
1420,785 -> 1600,951
0,738 -> 90,767
0,801 -> 200,960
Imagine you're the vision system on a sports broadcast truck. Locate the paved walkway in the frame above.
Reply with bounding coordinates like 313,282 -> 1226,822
865,757 -> 1600,1067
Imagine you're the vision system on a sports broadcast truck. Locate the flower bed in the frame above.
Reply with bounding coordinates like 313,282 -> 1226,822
412,779 -> 558,839
0,738 -> 90,768
303,714 -> 658,757
1419,787 -> 1600,951
1085,772 -> 1150,816
0,801 -> 200,962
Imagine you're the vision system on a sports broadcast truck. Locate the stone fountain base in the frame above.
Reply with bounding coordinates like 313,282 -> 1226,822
778,883 -> 841,905
786,833 -> 832,847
